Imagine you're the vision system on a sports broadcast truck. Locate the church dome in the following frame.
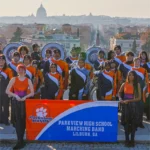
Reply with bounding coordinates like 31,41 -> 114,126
36,4 -> 47,18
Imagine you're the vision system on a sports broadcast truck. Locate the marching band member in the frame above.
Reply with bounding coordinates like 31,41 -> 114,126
118,71 -> 141,147
139,51 -> 149,67
79,52 -> 93,79
18,45 -> 29,62
31,44 -> 41,62
8,52 -> 22,76
42,63 -> 63,99
6,64 -> 34,150
66,47 -> 78,69
94,50 -> 106,71
132,57 -> 149,128
48,49 -> 69,90
0,55 -> 13,125
114,45 -> 126,64
31,60 -> 44,99
97,61 -> 116,101
40,49 -> 52,71
69,59 -> 90,100
23,55 -> 36,81
143,61 -> 150,74
8,51 -> 22,126
118,51 -> 134,87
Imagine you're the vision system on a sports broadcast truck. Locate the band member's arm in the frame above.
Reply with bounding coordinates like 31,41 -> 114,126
113,73 -> 117,98
56,75 -> 64,99
118,83 -> 125,102
64,63 -> 69,89
6,77 -> 17,98
70,69 -> 77,95
83,74 -> 90,95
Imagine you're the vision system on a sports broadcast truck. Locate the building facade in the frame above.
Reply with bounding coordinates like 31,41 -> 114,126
110,37 -> 142,53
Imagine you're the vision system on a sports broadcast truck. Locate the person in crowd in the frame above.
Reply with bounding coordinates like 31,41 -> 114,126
69,59 -> 90,100
114,45 -> 126,63
42,63 -> 63,99
108,50 -> 120,68
8,52 -> 22,76
118,51 -> 134,87
31,44 -> 41,62
132,57 -> 149,128
23,55 -> 36,81
40,49 -> 52,70
0,55 -> 13,125
139,51 -> 149,66
0,43 -> 3,54
145,78 -> 150,121
94,50 -> 106,71
44,48 -> 69,90
8,51 -> 22,125
118,71 -> 141,147
66,47 -> 78,70
97,61 -> 116,100
18,45 -> 29,62
6,64 -> 34,150
31,60 -> 44,99
79,52 -> 93,79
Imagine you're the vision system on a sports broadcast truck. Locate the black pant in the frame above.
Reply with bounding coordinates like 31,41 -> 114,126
124,123 -> 136,142
13,99 -> 26,142
0,94 -> 9,123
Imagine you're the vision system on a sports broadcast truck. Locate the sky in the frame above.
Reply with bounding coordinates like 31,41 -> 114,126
0,0 -> 150,18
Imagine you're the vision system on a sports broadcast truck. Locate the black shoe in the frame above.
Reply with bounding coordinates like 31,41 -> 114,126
129,141 -> 135,147
124,141 -> 130,147
13,142 -> 25,150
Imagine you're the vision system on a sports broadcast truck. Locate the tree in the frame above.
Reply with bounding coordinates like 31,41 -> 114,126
10,27 -> 23,42
142,33 -> 150,54
131,39 -> 137,54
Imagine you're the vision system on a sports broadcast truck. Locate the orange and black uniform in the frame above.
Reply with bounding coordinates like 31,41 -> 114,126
97,70 -> 116,100
12,77 -> 29,143
145,81 -> 150,120
0,67 -> 13,124
42,72 -> 63,99
44,58 -> 69,89
85,62 -> 93,79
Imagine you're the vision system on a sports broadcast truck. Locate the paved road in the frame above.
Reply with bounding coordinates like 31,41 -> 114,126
0,142 -> 150,150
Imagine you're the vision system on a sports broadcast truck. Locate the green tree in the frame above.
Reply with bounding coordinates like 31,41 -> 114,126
142,33 -> 150,54
131,39 -> 137,54
10,27 -> 23,42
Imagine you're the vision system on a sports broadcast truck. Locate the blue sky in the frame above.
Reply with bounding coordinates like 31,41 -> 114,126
0,0 -> 149,18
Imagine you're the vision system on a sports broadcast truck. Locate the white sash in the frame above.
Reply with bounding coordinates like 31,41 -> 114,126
9,62 -> 17,72
123,63 -> 132,70
147,62 -> 150,69
102,72 -> 113,84
57,65 -> 63,75
0,71 -> 8,79
47,74 -> 59,87
106,89 -> 113,96
47,74 -> 59,96
75,68 -> 86,82
114,57 -> 122,65
132,69 -> 144,80
26,69 -> 32,79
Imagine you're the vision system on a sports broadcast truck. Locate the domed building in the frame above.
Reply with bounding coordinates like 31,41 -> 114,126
36,4 -> 47,18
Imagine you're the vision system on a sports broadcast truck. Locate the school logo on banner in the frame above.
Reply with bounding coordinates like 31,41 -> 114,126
29,104 -> 52,123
